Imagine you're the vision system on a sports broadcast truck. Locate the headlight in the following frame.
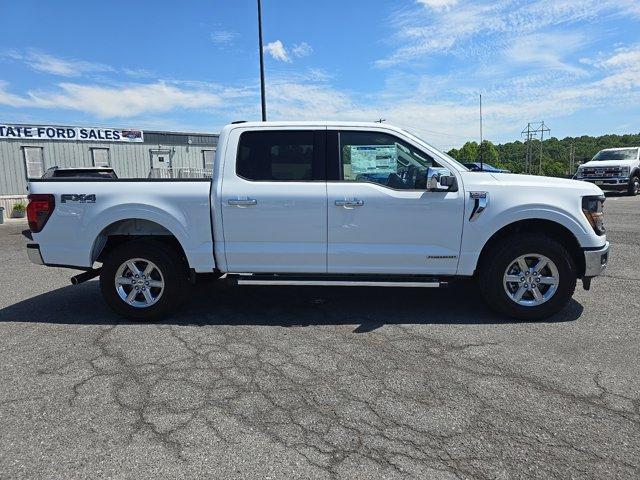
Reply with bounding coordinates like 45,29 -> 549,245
575,168 -> 584,179
621,166 -> 630,177
582,195 -> 605,235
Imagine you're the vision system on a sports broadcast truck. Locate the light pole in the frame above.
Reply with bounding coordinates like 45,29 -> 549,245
479,93 -> 483,171
257,0 -> 267,121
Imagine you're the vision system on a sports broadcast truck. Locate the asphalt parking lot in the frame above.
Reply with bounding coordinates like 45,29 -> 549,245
0,194 -> 638,480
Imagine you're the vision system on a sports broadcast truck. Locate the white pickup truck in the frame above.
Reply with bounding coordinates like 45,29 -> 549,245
574,147 -> 640,195
26,121 -> 609,321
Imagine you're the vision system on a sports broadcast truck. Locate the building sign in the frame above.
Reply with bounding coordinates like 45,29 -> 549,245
0,124 -> 144,142
349,145 -> 397,175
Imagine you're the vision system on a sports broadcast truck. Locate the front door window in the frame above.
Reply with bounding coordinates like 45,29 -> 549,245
339,131 -> 442,190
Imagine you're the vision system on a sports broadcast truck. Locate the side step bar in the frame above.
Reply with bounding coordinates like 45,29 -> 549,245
228,274 -> 447,288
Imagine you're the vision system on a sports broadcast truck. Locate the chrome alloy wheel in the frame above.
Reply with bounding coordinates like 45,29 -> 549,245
115,258 -> 165,308
503,253 -> 559,307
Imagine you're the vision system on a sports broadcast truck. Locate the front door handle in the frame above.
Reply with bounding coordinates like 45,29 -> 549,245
228,198 -> 257,207
335,199 -> 364,208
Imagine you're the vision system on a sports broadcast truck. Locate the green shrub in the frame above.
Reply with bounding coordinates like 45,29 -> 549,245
12,201 -> 26,213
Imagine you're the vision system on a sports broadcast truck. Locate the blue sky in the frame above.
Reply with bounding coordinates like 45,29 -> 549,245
1,0 -> 639,149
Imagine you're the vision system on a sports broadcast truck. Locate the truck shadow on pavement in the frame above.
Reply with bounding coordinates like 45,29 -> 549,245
0,279 -> 583,331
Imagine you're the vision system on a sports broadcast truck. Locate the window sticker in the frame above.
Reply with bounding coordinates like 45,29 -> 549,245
348,145 -> 397,175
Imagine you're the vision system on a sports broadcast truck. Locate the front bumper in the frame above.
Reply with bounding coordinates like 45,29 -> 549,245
26,243 -> 44,265
577,177 -> 629,189
584,242 -> 610,277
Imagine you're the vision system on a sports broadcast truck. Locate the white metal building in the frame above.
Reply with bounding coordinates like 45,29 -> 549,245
0,123 -> 218,214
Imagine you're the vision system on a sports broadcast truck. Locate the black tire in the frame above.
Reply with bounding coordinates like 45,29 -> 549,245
627,176 -> 639,196
100,239 -> 189,320
478,233 -> 576,321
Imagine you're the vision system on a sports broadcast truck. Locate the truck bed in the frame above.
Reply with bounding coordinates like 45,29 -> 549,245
28,179 -> 215,272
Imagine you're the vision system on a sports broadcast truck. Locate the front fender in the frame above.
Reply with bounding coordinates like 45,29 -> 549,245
457,203 -> 597,276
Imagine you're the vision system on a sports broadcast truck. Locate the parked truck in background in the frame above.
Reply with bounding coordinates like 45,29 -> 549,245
26,121 -> 610,321
574,147 -> 640,195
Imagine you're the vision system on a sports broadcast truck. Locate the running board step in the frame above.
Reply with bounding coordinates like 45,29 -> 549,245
228,275 -> 447,288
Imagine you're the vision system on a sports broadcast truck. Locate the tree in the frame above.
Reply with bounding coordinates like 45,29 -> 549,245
479,140 -> 499,165
448,132 -> 640,177
457,141 -> 479,162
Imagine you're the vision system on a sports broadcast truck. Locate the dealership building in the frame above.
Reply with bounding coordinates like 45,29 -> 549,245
0,123 -> 219,215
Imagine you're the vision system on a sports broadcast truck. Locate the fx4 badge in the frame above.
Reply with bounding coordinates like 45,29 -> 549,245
61,194 -> 96,204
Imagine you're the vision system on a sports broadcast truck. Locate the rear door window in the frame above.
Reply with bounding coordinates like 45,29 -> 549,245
236,130 -> 325,181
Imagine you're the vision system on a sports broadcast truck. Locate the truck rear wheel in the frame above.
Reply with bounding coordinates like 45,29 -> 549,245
478,234 -> 576,320
100,240 -> 189,320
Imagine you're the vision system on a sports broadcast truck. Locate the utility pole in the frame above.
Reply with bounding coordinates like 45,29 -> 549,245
521,123 -> 535,174
535,121 -> 550,175
257,0 -> 267,121
376,118 -> 386,123
479,93 -> 483,171
569,144 -> 575,176
521,121 -> 549,175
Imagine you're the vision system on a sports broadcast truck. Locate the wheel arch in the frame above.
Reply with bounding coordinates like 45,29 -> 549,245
476,219 -> 585,278
91,218 -> 189,267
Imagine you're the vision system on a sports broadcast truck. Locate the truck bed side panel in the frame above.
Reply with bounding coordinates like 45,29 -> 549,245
28,180 -> 215,272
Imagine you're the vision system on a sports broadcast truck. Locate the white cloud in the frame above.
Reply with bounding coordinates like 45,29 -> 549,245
0,81 -> 225,118
417,0 -> 458,11
505,32 -> 588,73
378,0 -> 640,67
210,30 -> 239,45
292,42 -> 313,58
1,40 -> 639,149
264,40 -> 291,62
600,45 -> 640,69
6,50 -> 114,77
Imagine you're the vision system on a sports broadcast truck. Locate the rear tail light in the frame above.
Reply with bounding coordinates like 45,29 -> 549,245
27,194 -> 55,233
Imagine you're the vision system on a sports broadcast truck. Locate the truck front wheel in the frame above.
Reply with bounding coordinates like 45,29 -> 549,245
478,234 -> 577,320
627,176 -> 639,196
100,240 -> 189,320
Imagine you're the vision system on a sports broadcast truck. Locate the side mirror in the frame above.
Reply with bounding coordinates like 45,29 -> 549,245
427,167 -> 457,192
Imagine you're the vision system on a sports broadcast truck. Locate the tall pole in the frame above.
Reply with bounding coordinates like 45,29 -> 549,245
536,121 -> 550,175
479,93 -> 483,171
539,126 -> 544,175
522,123 -> 533,174
257,0 -> 267,121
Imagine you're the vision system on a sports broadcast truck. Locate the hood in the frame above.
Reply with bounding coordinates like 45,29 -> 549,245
579,159 -> 637,168
482,172 -> 604,195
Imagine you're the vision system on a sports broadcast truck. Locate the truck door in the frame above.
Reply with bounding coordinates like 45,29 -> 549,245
326,129 -> 464,275
221,128 -> 327,273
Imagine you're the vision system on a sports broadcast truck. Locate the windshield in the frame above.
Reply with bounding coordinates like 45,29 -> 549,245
592,148 -> 638,161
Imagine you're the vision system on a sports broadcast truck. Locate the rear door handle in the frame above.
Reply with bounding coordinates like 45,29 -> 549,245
335,199 -> 364,208
228,198 -> 257,207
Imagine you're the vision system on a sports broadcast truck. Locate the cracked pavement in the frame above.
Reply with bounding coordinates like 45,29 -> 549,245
0,194 -> 639,479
